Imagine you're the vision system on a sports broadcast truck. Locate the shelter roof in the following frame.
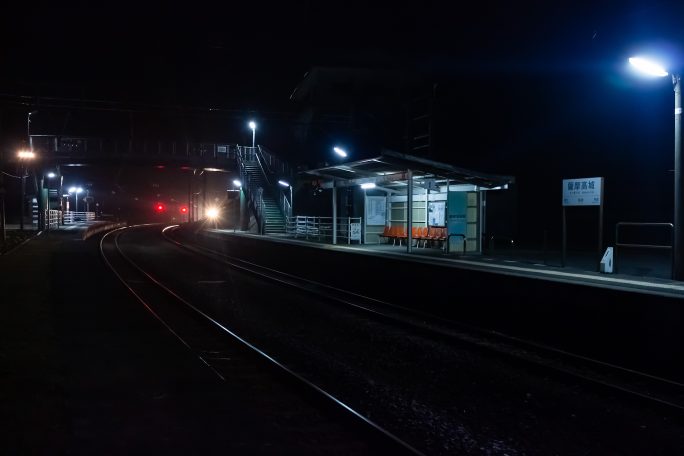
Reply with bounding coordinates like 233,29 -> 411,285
301,149 -> 514,189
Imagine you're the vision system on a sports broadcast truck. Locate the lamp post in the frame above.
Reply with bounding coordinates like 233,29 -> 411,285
41,172 -> 56,230
68,186 -> 83,213
249,121 -> 257,148
629,56 -> 683,279
278,180 -> 293,218
17,149 -> 35,231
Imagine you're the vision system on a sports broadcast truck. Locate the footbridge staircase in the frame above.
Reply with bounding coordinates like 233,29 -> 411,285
237,146 -> 293,235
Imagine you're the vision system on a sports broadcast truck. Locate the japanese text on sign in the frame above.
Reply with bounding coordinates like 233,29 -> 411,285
562,177 -> 603,206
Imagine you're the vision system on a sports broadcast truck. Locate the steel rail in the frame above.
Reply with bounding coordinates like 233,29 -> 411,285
101,225 -> 424,456
164,226 -> 684,417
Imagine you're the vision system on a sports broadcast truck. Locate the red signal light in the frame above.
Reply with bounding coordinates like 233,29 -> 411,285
155,203 -> 166,213
180,206 -> 188,214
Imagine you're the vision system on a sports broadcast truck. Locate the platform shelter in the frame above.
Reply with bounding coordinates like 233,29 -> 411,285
301,150 -> 515,254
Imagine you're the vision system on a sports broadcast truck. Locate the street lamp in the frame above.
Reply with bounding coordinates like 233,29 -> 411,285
68,186 -> 83,212
16,149 -> 35,230
333,146 -> 348,158
27,111 -> 37,151
232,179 -> 242,187
248,121 -> 257,148
629,56 -> 683,279
278,180 -> 293,217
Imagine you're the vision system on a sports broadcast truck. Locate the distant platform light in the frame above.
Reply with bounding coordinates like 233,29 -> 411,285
233,179 -> 242,187
249,121 -> 257,130
206,206 -> 220,219
47,172 -> 56,178
17,150 -> 35,159
333,146 -> 347,158
361,182 -> 376,189
278,180 -> 290,187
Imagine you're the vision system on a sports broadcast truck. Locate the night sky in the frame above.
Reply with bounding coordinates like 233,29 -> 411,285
3,1 -> 684,244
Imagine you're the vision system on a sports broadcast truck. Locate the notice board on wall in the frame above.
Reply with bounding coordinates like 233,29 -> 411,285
366,196 -> 386,225
428,201 -> 446,226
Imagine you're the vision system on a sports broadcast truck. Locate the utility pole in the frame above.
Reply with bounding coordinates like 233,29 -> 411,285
0,173 -> 5,242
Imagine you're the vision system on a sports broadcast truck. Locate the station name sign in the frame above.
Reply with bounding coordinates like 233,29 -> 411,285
562,177 -> 603,206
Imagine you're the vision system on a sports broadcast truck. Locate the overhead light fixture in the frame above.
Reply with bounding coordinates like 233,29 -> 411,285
628,56 -> 669,77
361,183 -> 376,189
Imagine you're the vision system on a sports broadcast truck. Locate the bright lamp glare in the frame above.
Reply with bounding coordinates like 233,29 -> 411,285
248,121 -> 256,130
206,207 -> 220,219
333,146 -> 347,158
361,183 -> 376,189
233,179 -> 242,187
68,187 -> 77,193
629,57 -> 669,77
47,172 -> 56,178
76,187 -> 83,193
278,180 -> 290,187
17,150 -> 35,159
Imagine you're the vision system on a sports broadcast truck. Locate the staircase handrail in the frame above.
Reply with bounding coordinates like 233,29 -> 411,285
258,145 -> 293,178
255,145 -> 294,218
237,146 -> 265,234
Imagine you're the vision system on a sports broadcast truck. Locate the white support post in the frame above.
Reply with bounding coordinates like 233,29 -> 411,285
407,169 -> 413,253
332,181 -> 337,245
363,192 -> 368,245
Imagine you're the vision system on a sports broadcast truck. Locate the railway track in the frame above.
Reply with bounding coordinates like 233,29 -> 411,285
164,225 -> 684,418
100,225 -> 424,456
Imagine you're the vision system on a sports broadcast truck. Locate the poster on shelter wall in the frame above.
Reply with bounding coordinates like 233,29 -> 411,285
350,223 -> 361,241
428,201 -> 446,226
447,191 -> 467,236
366,196 -> 386,225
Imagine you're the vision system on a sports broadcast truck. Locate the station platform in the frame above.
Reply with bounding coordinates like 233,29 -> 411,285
205,229 -> 684,299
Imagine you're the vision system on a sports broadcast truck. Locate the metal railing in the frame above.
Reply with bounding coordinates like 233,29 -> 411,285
286,216 -> 363,244
63,211 -> 96,224
615,222 -> 674,278
237,147 -> 266,233
259,145 -> 293,178
237,146 -> 293,233
47,210 -> 60,230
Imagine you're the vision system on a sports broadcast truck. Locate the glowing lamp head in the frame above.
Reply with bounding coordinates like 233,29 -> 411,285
361,183 -> 376,189
333,146 -> 348,158
629,57 -> 669,77
206,207 -> 220,219
233,179 -> 242,187
47,172 -> 56,178
278,180 -> 290,187
17,150 -> 35,160
248,121 -> 256,130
